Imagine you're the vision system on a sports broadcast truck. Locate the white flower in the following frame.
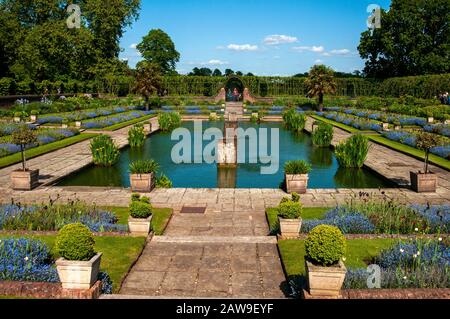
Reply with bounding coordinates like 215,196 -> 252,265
403,276 -> 407,280
400,249 -> 404,253
417,251 -> 420,256
413,254 -> 417,258
414,228 -> 419,232
342,257 -> 346,261
24,256 -> 29,261
438,237 -> 442,241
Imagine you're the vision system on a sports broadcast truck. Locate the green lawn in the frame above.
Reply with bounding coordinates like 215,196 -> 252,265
266,207 -> 331,233
1,234 -> 146,293
0,133 -> 97,169
106,206 -> 173,235
278,238 -> 396,281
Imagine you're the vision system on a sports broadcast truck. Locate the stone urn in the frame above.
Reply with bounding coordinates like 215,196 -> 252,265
56,253 -> 102,290
75,121 -> 82,128
427,117 -> 434,124
61,123 -> 69,129
382,123 -> 389,131
410,171 -> 437,193
128,215 -> 152,236
306,260 -> 347,297
279,217 -> 302,238
285,174 -> 309,194
130,173 -> 155,193
10,169 -> 39,190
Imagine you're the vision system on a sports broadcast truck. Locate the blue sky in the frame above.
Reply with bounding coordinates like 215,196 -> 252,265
119,0 -> 391,75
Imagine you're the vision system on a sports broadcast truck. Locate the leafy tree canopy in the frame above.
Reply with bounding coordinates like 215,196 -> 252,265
358,0 -> 450,78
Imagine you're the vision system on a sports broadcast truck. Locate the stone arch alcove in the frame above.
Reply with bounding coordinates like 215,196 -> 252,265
225,77 -> 245,102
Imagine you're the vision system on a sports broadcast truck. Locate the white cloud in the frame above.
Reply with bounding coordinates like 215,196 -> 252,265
129,43 -> 137,49
202,59 -> 229,66
314,59 -> 324,64
263,34 -> 298,45
329,49 -> 351,56
293,46 -> 325,53
226,44 -> 259,51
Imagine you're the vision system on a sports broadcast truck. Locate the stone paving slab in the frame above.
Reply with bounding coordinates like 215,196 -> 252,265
119,242 -> 287,298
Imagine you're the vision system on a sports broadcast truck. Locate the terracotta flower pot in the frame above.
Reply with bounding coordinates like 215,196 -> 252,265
279,217 -> 302,238
285,174 -> 309,194
306,260 -> 347,297
56,253 -> 102,290
128,215 -> 152,236
10,169 -> 39,190
130,173 -> 155,193
410,171 -> 437,193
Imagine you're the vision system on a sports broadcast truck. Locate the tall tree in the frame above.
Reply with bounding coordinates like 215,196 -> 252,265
224,69 -> 234,77
137,29 -> 180,74
358,0 -> 450,78
212,69 -> 222,77
304,65 -> 336,112
133,61 -> 162,109
82,0 -> 140,59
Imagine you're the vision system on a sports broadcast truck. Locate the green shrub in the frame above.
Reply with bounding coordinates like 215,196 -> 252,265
158,112 -> 181,131
283,108 -> 306,132
129,159 -> 159,174
129,194 -> 152,219
90,134 -> 120,166
312,122 -> 333,147
55,223 -> 96,261
284,160 -> 312,174
277,200 -> 302,219
128,124 -> 146,147
335,134 -> 369,168
156,174 -> 173,188
305,225 -> 346,266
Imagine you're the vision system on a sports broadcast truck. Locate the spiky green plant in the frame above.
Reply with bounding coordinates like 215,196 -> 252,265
335,134 -> 369,168
284,160 -> 312,174
90,134 -> 120,166
283,108 -> 306,133
129,159 -> 159,174
312,122 -> 333,147
128,124 -> 146,148
158,112 -> 181,131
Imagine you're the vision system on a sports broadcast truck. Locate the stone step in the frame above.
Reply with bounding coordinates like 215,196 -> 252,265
100,294 -> 282,299
152,236 -> 277,244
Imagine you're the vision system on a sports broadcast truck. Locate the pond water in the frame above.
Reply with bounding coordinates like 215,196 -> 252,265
57,121 -> 391,189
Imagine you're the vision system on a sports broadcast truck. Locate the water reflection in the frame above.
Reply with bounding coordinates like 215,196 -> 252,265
217,167 -> 237,188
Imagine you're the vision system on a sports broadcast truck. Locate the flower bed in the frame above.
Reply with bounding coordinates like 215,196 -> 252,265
344,239 -> 449,289
322,112 -> 383,131
81,111 -> 151,129
0,128 -> 80,158
382,131 -> 450,159
0,123 -> 37,137
0,237 -> 112,294
0,202 -> 127,232
37,106 -> 137,125
301,202 -> 449,234
424,123 -> 450,138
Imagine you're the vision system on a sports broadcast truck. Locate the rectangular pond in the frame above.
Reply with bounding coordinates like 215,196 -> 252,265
57,121 -> 391,189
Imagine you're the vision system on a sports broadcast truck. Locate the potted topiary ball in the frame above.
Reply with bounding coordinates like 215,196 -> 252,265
305,225 -> 347,297
55,223 -> 102,290
61,118 -> 69,128
284,160 -> 312,194
129,159 -> 159,192
277,193 -> 302,238
128,194 -> 153,236
410,132 -> 441,192
13,112 -> 22,123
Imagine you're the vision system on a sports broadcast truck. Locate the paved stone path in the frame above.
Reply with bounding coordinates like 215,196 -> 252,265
305,117 -> 450,200
0,117 -> 159,189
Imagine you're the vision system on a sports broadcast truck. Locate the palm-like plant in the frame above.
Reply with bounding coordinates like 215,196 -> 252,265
133,62 -> 163,110
304,65 -> 337,112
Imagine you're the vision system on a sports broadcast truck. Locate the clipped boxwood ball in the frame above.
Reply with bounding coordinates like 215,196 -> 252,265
305,225 -> 346,266
130,200 -> 152,219
55,223 -> 95,261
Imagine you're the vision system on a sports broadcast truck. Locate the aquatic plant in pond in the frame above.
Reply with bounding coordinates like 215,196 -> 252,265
335,134 -> 369,168
90,134 -> 120,166
312,122 -> 333,147
283,108 -> 306,133
158,112 -> 181,131
128,124 -> 146,148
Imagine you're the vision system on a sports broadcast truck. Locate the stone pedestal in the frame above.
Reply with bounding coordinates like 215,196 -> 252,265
217,167 -> 237,188
217,120 -> 238,167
